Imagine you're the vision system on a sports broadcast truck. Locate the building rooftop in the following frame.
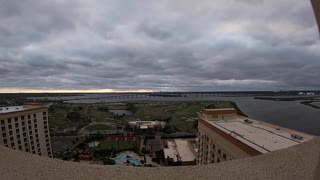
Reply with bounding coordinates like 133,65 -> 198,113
0,106 -> 26,114
204,117 -> 313,153
0,103 -> 46,114
204,108 -> 235,112
174,139 -> 196,162
164,139 -> 196,163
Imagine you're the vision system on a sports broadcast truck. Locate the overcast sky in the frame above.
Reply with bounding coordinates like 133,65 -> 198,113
0,0 -> 319,92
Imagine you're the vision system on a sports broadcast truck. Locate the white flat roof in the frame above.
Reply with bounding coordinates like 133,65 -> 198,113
164,141 -> 178,161
206,118 -> 313,153
140,125 -> 148,129
0,106 -> 26,114
164,139 -> 196,162
174,139 -> 196,162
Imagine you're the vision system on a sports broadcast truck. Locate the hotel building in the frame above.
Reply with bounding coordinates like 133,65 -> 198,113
0,103 -> 52,157
197,108 -> 313,165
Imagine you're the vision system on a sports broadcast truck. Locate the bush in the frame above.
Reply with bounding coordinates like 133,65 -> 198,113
66,111 -> 81,122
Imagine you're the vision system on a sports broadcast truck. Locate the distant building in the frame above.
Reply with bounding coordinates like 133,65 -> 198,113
197,108 -> 313,165
163,138 -> 197,166
311,0 -> 320,33
0,103 -> 52,157
128,121 -> 166,131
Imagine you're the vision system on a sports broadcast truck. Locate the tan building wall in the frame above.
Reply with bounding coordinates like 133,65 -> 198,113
0,103 -> 52,157
311,0 -> 320,33
198,118 -> 261,165
197,108 -> 313,165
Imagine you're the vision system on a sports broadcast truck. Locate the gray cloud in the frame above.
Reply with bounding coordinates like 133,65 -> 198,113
0,0 -> 319,92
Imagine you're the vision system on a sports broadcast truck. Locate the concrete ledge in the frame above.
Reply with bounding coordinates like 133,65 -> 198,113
1,138 -> 320,180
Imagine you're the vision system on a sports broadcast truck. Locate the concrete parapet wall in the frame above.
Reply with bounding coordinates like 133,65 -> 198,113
0,137 -> 320,180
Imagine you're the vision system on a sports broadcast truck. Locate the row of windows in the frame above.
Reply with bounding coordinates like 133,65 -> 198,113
1,112 -> 47,125
198,132 -> 229,164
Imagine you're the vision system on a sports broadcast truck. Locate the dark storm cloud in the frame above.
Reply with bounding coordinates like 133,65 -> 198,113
0,0 -> 319,92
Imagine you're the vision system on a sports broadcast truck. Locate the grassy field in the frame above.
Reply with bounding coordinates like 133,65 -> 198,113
91,141 -> 140,150
48,101 -> 238,134
48,103 -> 114,131
133,101 -> 235,134
85,124 -> 113,131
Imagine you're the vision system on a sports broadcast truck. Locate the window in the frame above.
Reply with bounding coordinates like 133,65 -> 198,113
33,114 -> 36,118
1,127 -> 5,131
8,118 -> 11,123
27,115 -> 31,119
21,116 -> 24,120
218,149 -> 221,154
16,129 -> 19,133
9,131 -> 13,136
18,140 -> 21,145
22,122 -> 25,126
43,112 -> 47,116
15,123 -> 19,127
217,158 -> 220,163
1,120 -> 4,125
2,133 -> 6,138
14,117 -> 18,122
28,120 -> 31,125
8,124 -> 12,129
34,124 -> 38,128
26,148 -> 29,152
34,119 -> 37,124
223,153 -> 227,160
11,142 -> 15,147
43,117 -> 47,121
17,134 -> 20,139
19,146 -> 22,150
3,139 -> 7,144
22,127 -> 26,131
10,136 -> 14,141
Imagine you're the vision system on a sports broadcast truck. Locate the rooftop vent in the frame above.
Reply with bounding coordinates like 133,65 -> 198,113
291,134 -> 303,140
244,119 -> 253,124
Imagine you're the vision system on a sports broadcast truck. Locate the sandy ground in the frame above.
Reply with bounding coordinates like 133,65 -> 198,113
0,137 -> 320,180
